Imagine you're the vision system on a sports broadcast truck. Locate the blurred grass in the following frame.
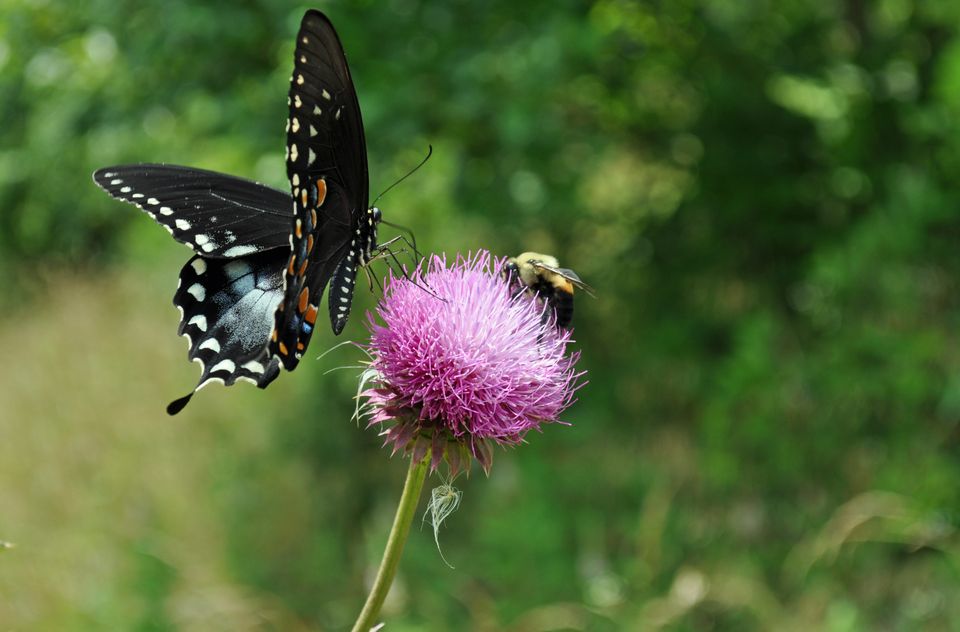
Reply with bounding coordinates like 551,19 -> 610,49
0,261 -> 304,629
3,0 -> 960,629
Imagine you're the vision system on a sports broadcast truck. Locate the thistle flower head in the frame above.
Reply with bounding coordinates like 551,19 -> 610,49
359,251 -> 585,475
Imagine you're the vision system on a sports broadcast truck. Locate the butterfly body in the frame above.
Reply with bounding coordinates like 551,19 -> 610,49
93,10 -> 381,413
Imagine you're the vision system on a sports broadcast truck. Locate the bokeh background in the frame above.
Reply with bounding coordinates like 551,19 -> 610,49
2,0 -> 960,629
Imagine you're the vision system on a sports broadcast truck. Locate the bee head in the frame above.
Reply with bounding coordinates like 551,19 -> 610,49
503,258 -> 522,287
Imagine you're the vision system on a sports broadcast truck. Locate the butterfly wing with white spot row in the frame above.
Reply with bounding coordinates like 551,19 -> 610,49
286,11 -> 368,198
269,10 -> 368,370
92,164 -> 293,257
166,251 -> 285,414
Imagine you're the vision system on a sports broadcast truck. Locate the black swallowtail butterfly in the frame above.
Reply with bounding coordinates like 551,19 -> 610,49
504,252 -> 594,329
93,10 -> 381,414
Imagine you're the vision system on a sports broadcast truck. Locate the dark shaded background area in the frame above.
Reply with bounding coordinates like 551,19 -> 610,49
2,0 -> 959,629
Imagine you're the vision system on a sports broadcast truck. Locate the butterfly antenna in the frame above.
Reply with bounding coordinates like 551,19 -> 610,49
371,145 -> 433,208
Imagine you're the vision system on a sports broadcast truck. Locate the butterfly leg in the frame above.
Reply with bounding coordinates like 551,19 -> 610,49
361,261 -> 385,294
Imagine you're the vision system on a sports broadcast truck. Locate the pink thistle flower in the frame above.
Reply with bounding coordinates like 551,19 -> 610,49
359,251 -> 585,475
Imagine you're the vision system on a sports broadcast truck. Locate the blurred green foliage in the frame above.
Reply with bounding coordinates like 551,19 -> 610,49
2,0 -> 960,629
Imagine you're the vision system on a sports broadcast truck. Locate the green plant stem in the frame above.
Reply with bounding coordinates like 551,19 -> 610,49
351,455 -> 429,632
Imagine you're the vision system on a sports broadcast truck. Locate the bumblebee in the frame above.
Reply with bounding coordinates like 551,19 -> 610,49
504,252 -> 594,329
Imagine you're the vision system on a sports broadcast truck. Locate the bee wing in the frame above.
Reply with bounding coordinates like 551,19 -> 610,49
530,262 -> 596,297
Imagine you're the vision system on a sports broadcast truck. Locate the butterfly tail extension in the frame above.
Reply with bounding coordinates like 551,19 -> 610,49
167,360 -> 281,415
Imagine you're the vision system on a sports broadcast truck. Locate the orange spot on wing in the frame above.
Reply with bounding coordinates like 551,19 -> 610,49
297,341 -> 305,351
306,234 -> 314,254
279,342 -> 288,355
295,219 -> 302,239
298,287 -> 309,313
304,304 -> 318,325
301,188 -> 308,207
316,179 -> 327,206
310,208 -> 317,228
287,255 -> 296,276
298,259 -> 309,276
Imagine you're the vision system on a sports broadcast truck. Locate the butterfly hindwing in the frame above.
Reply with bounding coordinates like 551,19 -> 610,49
327,206 -> 380,334
269,179 -> 353,369
270,10 -> 371,370
93,164 -> 294,257
167,251 -> 285,413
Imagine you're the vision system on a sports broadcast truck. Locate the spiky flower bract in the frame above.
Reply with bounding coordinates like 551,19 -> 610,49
360,251 -> 584,475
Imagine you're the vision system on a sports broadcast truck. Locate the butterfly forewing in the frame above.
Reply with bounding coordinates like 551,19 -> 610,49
270,10 -> 370,370
93,164 -> 294,257
285,11 -> 368,195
